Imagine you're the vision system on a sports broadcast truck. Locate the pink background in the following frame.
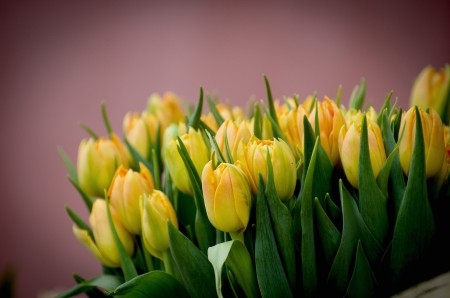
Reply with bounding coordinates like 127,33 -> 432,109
0,1 -> 449,297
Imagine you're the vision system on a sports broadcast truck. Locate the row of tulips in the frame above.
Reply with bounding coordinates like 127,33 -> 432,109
59,65 -> 450,298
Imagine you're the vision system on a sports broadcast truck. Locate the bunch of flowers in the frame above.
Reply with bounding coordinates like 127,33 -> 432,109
58,65 -> 450,298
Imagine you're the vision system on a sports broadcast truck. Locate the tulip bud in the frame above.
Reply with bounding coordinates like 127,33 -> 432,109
309,97 -> 347,166
338,119 -> 386,188
141,191 -> 178,259
77,137 -> 128,198
72,199 -> 134,268
165,128 -> 209,196
107,164 -> 154,234
410,64 -> 450,122
202,161 -> 252,233
201,113 -> 219,132
147,92 -> 185,131
278,105 -> 309,159
123,112 -> 158,162
237,137 -> 296,201
344,107 -> 378,127
399,107 -> 445,178
215,119 -> 252,161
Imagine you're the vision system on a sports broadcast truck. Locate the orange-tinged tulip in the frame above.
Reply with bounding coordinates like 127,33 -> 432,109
278,105 -> 309,159
108,164 -> 154,234
77,137 -> 128,198
338,119 -> 386,188
215,119 -> 252,161
237,137 -> 296,201
399,107 -> 445,178
123,112 -> 158,162
410,64 -> 450,121
309,97 -> 346,166
202,161 -> 252,233
73,199 -> 134,268
141,191 -> 178,259
165,127 -> 209,196
147,92 -> 184,131
344,107 -> 377,127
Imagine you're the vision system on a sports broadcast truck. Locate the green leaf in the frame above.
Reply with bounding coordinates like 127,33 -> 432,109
263,75 -> 280,129
390,106 -> 435,290
105,194 -> 138,282
168,221 -> 217,297
152,149 -> 162,190
335,85 -> 342,107
205,130 -> 226,164
65,205 -> 94,239
188,87 -> 204,130
253,103 -> 263,140
224,129 -> 234,163
300,137 -> 320,297
78,122 -> 100,140
376,91 -> 393,127
68,176 -> 94,212
265,150 -> 296,292
349,78 -> 366,110
380,109 -> 405,216
58,147 -> 79,185
207,95 -> 225,127
260,102 -> 287,142
106,271 -> 189,298
255,174 -> 292,297
176,137 -> 215,254
376,137 -> 400,200
324,193 -> 342,232
345,241 -> 379,298
326,181 -> 384,297
56,275 -> 123,298
313,197 -> 341,265
101,101 -> 114,138
358,115 -> 389,246
208,240 -> 259,298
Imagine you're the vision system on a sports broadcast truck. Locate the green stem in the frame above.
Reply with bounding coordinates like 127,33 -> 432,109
141,238 -> 154,272
163,249 -> 174,276
229,231 -> 245,244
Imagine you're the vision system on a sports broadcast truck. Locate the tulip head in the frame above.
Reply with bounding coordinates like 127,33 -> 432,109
72,199 -> 134,268
338,119 -> 386,188
141,191 -> 178,259
165,128 -> 210,196
309,97 -> 346,166
202,161 -> 252,233
147,92 -> 184,131
123,112 -> 158,162
215,119 -> 252,161
238,137 -> 296,201
77,137 -> 127,198
108,164 -> 154,234
399,107 -> 445,178
410,64 -> 450,122
278,105 -> 308,159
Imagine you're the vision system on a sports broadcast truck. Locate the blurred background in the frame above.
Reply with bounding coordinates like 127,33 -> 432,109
0,0 -> 449,297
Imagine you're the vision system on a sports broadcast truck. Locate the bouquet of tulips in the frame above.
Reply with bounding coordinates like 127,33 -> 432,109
58,64 -> 450,298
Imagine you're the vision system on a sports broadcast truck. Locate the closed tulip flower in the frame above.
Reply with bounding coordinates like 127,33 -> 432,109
123,112 -> 158,162
237,137 -> 296,201
309,97 -> 346,166
165,128 -> 209,196
141,191 -> 178,259
202,161 -> 252,234
278,105 -> 309,159
77,136 -> 128,198
399,107 -> 445,178
338,119 -> 386,188
73,199 -> 134,268
147,92 -> 185,131
410,64 -> 450,121
215,119 -> 252,161
108,164 -> 154,234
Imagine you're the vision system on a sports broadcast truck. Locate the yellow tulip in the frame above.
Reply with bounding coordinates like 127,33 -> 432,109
141,191 -> 178,259
309,97 -> 346,166
399,107 -> 445,178
237,137 -> 296,201
165,128 -> 209,196
410,64 -> 450,121
123,112 -> 158,162
147,92 -> 185,131
278,105 -> 309,159
338,119 -> 386,188
344,107 -> 377,127
215,119 -> 251,161
201,113 -> 219,132
77,136 -> 127,198
108,164 -> 154,234
202,161 -> 252,233
73,199 -> 134,268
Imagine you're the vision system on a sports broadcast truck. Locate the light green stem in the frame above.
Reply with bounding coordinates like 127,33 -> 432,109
141,235 -> 154,272
163,250 -> 174,276
229,231 -> 245,244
